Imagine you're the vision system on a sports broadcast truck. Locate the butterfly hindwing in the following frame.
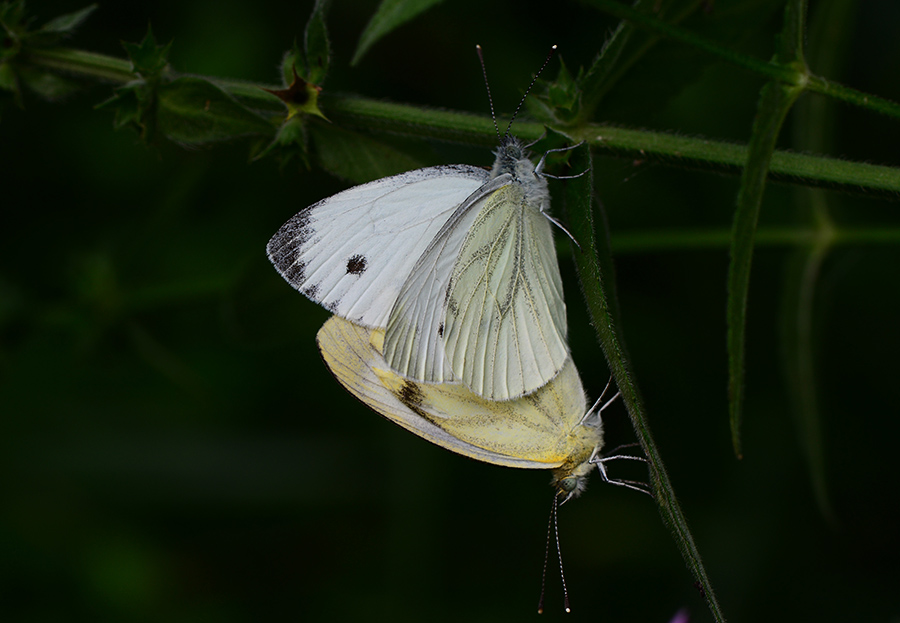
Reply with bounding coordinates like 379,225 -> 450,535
267,165 -> 490,328
317,316 -> 592,468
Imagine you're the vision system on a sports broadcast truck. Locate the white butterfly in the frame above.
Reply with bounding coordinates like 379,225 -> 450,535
268,46 -> 572,400
317,315 -> 605,500
267,134 -> 568,401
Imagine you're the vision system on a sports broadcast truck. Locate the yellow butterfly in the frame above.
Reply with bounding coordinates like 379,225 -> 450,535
316,315 -> 638,500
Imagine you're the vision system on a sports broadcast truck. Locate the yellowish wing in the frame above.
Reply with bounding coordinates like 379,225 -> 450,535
317,316 -> 591,468
443,184 -> 568,401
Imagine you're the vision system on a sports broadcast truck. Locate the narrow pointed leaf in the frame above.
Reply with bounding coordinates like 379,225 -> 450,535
351,0 -> 443,66
304,0 -> 331,84
38,4 -> 97,36
728,0 -> 807,456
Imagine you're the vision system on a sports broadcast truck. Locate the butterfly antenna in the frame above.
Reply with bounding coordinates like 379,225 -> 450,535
537,495 -> 553,614
554,495 -> 572,613
504,44 -> 558,140
476,44 -> 502,143
537,494 -> 571,613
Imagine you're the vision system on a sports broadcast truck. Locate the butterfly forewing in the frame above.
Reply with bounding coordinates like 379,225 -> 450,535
267,165 -> 490,328
443,182 -> 569,400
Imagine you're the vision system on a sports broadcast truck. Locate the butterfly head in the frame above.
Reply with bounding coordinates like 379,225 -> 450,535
491,137 -> 533,178
553,460 -> 594,504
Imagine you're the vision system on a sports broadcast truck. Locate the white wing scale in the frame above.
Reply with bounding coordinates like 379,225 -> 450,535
267,165 -> 490,328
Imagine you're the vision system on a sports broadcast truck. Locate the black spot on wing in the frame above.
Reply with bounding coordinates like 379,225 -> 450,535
302,283 -> 319,299
437,323 -> 444,338
346,254 -> 367,275
396,381 -> 429,419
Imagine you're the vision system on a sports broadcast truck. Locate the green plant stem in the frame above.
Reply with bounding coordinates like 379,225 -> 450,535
581,0 -> 900,121
21,47 -> 900,196
327,97 -> 900,196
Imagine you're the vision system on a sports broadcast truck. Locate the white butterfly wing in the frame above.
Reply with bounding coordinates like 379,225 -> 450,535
443,182 -> 569,401
383,176 -> 512,385
317,316 -> 593,469
267,165 -> 490,327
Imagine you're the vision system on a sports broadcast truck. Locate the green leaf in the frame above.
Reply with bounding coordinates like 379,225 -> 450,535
351,0 -> 443,66
304,0 -> 331,84
37,3 -> 97,36
309,121 -> 425,183
157,77 -> 275,144
280,40 -> 303,86
727,0 -> 807,457
562,141 -> 726,623
122,25 -> 171,78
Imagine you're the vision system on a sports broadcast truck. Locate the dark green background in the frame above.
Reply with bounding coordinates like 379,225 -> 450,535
2,1 -> 899,621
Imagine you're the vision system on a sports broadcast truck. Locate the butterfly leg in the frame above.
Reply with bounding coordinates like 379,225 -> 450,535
581,383 -> 619,426
534,142 -> 587,177
541,211 -> 582,251
590,448 -> 654,497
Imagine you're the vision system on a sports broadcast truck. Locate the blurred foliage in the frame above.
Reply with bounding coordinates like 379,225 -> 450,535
1,0 -> 899,622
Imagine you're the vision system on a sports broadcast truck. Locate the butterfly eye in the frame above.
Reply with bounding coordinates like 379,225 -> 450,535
558,476 -> 578,493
